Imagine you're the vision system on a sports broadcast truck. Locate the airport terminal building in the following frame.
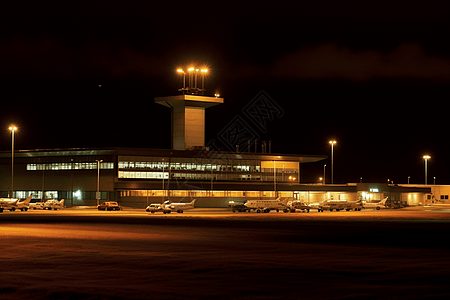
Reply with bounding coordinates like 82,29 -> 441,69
0,87 -> 433,208
0,147 -> 431,208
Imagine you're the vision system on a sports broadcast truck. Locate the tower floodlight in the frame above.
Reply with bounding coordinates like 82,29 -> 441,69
176,65 -> 209,95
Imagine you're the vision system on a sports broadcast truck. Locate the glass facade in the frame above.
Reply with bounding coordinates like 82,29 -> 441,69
12,190 -> 107,200
118,171 -> 169,179
117,156 -> 299,182
119,190 -> 294,199
15,190 -> 58,199
27,162 -> 114,171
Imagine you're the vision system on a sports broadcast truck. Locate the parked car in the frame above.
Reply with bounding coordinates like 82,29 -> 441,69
43,199 -> 65,210
97,201 -> 121,211
29,202 -> 45,210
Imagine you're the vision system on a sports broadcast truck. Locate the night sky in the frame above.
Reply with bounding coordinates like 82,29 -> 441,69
1,1 -> 450,184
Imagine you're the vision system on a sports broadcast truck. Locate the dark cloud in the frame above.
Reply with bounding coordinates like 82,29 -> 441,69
0,37 -> 165,79
272,43 -> 450,81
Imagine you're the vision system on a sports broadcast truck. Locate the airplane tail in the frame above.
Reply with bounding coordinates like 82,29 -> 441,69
60,199 -> 65,205
162,200 -> 173,210
190,199 -> 196,207
380,197 -> 388,205
280,197 -> 290,206
24,195 -> 33,205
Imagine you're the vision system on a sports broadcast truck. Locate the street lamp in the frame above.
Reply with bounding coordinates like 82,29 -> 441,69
187,67 -> 195,89
323,164 -> 326,185
162,160 -> 167,202
9,125 -> 17,198
329,141 -> 336,184
96,159 -> 103,206
200,68 -> 208,94
423,155 -> 431,185
273,160 -> 277,198
177,69 -> 186,93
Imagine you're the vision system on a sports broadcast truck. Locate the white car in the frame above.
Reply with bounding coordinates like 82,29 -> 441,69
43,199 -> 65,210
145,203 -> 164,213
29,202 -> 45,210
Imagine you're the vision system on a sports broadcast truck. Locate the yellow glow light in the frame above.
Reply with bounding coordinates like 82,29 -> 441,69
329,140 -> 336,145
9,125 -> 17,131
201,69 -> 208,73
188,67 -> 195,72
177,69 -> 184,73
423,155 -> 431,159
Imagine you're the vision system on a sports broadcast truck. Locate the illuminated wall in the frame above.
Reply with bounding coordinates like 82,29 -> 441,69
184,107 -> 205,149
155,95 -> 223,150
117,156 -> 300,182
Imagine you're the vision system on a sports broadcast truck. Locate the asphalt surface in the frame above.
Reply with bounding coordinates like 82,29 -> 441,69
1,207 -> 450,299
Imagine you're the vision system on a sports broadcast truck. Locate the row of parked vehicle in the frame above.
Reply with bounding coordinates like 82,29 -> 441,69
228,197 -> 389,213
96,200 -> 197,214
0,197 -> 65,213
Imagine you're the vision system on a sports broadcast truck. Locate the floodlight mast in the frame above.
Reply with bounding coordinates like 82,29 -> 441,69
176,69 -> 186,93
177,66 -> 208,95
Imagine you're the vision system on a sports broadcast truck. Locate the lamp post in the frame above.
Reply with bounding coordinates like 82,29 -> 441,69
96,159 -> 103,206
329,141 -> 336,184
162,163 -> 165,202
177,69 -> 186,93
9,126 -> 17,198
201,68 -> 208,94
423,155 -> 431,185
187,67 -> 194,90
323,164 -> 326,185
274,160 -> 277,198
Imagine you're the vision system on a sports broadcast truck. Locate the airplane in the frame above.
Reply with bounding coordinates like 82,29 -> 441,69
244,197 -> 290,213
162,199 -> 196,213
362,197 -> 389,210
345,200 -> 364,211
316,199 -> 364,212
318,200 -> 348,212
146,199 -> 196,214
15,195 -> 33,211
0,198 -> 20,212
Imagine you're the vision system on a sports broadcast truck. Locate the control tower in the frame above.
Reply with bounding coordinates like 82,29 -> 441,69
155,67 -> 223,150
